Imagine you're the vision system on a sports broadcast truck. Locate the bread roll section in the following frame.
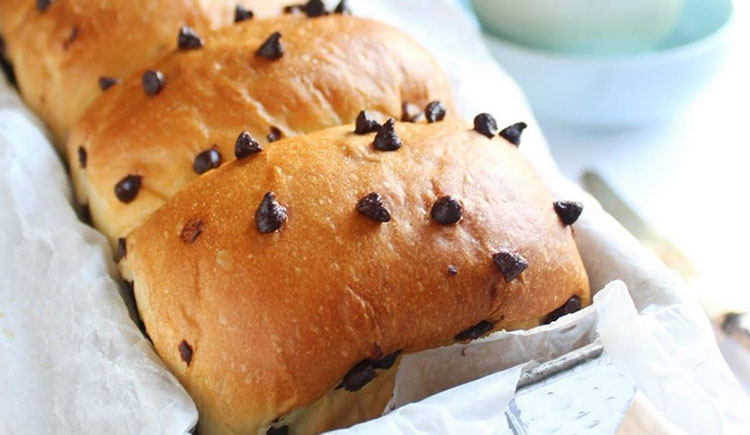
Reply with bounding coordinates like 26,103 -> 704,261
0,0 -> 292,145
120,120 -> 590,434
67,14 -> 454,246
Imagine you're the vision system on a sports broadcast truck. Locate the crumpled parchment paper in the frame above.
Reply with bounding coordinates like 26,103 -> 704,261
0,84 -> 197,433
1,0 -> 748,434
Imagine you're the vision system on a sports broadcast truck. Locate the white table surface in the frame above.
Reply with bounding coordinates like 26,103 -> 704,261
504,0 -> 750,396
535,1 -> 750,313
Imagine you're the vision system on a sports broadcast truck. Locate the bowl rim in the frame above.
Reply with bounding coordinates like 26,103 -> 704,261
479,0 -> 735,66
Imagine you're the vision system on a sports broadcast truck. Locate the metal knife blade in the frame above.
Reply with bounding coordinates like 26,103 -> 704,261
506,341 -> 636,434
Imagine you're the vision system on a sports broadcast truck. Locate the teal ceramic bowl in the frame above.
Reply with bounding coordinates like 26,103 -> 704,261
477,0 -> 734,126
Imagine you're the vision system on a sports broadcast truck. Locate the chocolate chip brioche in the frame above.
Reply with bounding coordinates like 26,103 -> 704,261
0,0 -> 295,146
67,14 -> 454,247
119,119 -> 590,434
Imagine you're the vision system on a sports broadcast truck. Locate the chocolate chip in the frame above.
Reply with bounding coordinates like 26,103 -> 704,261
492,250 -> 528,282
177,26 -> 204,50
334,0 -> 350,14
77,146 -> 87,169
374,350 -> 401,370
448,265 -> 458,276
430,196 -> 463,225
36,0 -> 54,12
98,76 -> 120,90
372,118 -> 402,151
142,70 -> 165,95
543,296 -> 582,324
178,340 -> 193,366
499,122 -> 528,146
354,111 -> 381,134
114,174 -> 142,203
256,192 -> 287,233
0,38 -> 15,88
256,32 -> 284,60
303,0 -> 328,17
193,148 -> 222,174
553,201 -> 583,226
266,426 -> 289,435
79,204 -> 92,226
267,126 -> 282,143
473,113 -> 498,138
235,5 -> 254,22
283,4 -> 303,14
455,320 -> 494,341
235,131 -> 262,159
340,360 -> 375,392
424,101 -> 447,123
401,102 -> 423,123
63,26 -> 79,50
114,237 -> 127,263
181,219 -> 203,244
356,192 -> 391,223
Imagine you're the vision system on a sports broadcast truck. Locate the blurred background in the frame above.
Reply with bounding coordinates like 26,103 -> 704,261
460,0 -> 749,394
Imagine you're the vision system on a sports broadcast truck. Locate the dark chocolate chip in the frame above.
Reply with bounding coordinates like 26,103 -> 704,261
303,0 -> 328,17
256,192 -> 288,233
142,70 -> 165,95
193,148 -> 222,174
543,296 -> 582,324
181,219 -> 203,244
177,26 -> 204,50
283,4 -> 303,14
448,265 -> 458,276
266,426 -> 289,435
492,250 -> 528,282
267,126 -> 282,143
234,131 -> 262,159
114,174 -> 142,203
424,101 -> 447,123
356,192 -> 391,223
340,360 -> 375,392
499,122 -> 528,146
114,237 -> 127,263
354,111 -> 381,134
334,0 -> 350,14
372,118 -> 402,151
36,0 -> 54,12
178,340 -> 193,366
374,350 -> 401,370
77,146 -> 87,169
235,5 -> 254,22
98,76 -> 120,90
256,32 -> 284,60
473,113 -> 498,138
79,204 -> 92,226
553,201 -> 583,226
455,320 -> 494,341
401,102 -> 424,123
63,26 -> 79,50
430,196 -> 463,225
0,39 -> 15,88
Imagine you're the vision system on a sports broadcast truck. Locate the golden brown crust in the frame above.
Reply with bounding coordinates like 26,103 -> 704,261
0,0 -> 291,146
121,120 -> 590,434
67,14 -> 454,246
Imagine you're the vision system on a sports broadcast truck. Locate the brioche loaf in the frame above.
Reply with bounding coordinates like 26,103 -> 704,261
0,0 -> 295,145
120,119 -> 590,434
67,14 -> 454,247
